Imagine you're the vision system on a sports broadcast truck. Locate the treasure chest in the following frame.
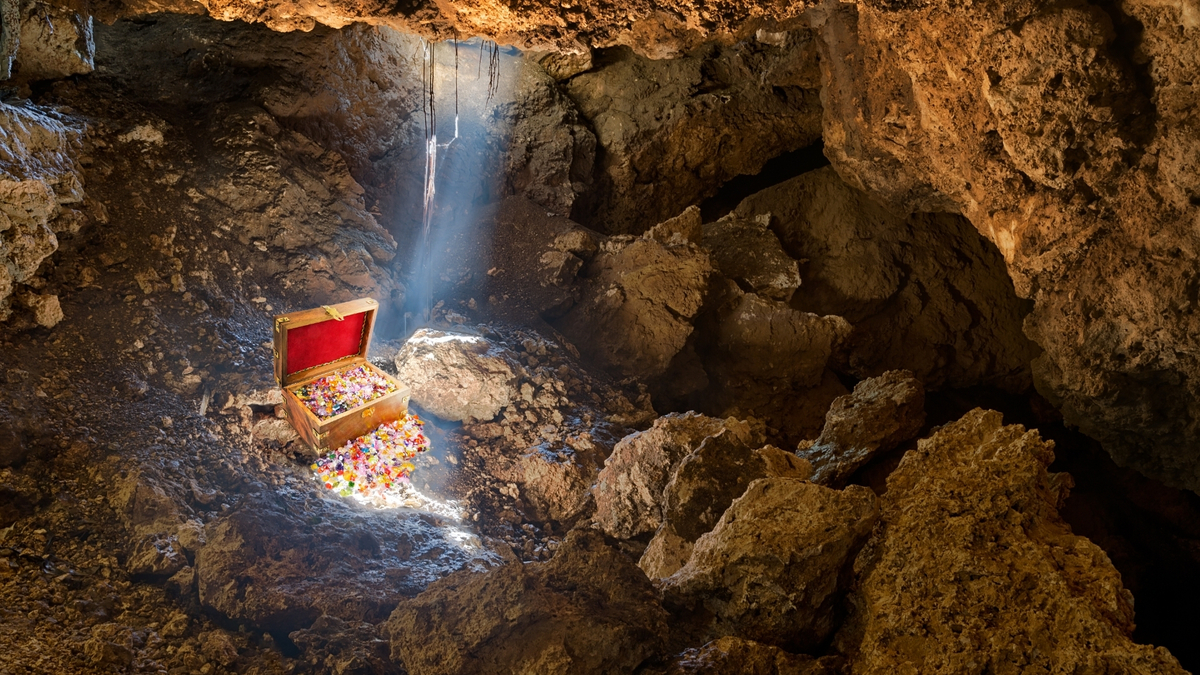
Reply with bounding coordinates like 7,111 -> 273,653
273,298 -> 411,453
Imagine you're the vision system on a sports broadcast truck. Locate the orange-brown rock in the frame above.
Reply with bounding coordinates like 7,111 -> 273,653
833,409 -> 1187,673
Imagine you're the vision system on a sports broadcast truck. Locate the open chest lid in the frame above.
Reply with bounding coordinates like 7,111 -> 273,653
273,297 -> 379,387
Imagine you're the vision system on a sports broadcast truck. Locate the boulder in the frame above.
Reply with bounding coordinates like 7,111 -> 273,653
554,229 -> 714,379
387,529 -> 669,675
289,615 -> 398,675
661,478 -> 877,652
592,412 -> 747,540
641,435 -> 812,579
394,329 -> 519,423
702,213 -> 800,302
658,637 -> 844,675
798,370 -> 925,486
833,409 -> 1188,673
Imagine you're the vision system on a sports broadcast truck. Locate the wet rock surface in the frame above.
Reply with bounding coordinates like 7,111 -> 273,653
387,528 -> 669,675
833,409 -> 1186,673
798,370 -> 925,486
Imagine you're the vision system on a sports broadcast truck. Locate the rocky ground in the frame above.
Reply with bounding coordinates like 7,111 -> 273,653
0,3 -> 1199,675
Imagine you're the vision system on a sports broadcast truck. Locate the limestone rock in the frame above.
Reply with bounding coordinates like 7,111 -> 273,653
798,370 -> 925,486
641,436 -> 812,580
387,529 -> 669,675
645,206 -> 703,246
833,409 -> 1187,673
702,213 -> 800,302
592,412 -> 740,540
554,229 -> 714,378
659,637 -> 844,675
196,494 -> 489,633
395,329 -> 519,423
661,478 -> 877,652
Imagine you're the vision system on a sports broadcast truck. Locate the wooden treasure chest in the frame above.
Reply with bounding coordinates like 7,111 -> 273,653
273,298 -> 411,452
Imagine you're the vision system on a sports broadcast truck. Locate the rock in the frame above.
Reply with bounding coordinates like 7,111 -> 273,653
529,46 -> 593,81
83,624 -> 135,669
387,529 -> 669,675
394,329 -> 519,423
198,629 -> 239,668
196,494 -> 490,633
0,101 -> 85,319
661,478 -> 877,652
564,40 -> 822,234
702,213 -> 800,302
693,282 -> 852,444
290,615 -> 397,675
250,417 -> 299,444
833,409 -> 1187,673
16,292 -> 62,328
798,370 -> 925,486
592,412 -> 740,540
645,206 -> 704,246
733,167 -> 1038,393
14,0 -> 94,82
126,533 -> 187,577
659,637 -> 844,675
640,435 -> 812,580
554,231 -> 714,378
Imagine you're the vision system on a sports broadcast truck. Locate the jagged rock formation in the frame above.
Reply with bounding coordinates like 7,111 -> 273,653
592,412 -> 742,541
809,1 -> 1200,492
833,409 -> 1187,673
640,434 -> 811,579
563,38 -> 822,234
798,370 -> 925,486
661,478 -> 878,652
734,167 -> 1039,392
387,529 -> 669,675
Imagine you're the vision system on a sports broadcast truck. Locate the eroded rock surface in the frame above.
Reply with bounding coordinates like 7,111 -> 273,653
395,329 -> 519,423
592,412 -> 737,540
565,37 -> 822,234
641,434 -> 811,579
554,227 -> 714,379
833,409 -> 1186,673
662,478 -> 877,652
656,637 -> 844,675
798,370 -> 925,486
387,528 -> 669,675
734,167 -> 1038,392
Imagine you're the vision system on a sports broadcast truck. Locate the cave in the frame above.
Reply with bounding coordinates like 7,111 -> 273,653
0,0 -> 1198,673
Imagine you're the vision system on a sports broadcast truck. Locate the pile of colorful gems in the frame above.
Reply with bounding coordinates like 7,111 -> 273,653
312,415 -> 431,502
294,364 -> 399,419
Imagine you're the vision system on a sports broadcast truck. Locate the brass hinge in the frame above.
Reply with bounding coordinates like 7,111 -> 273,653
274,316 -> 290,333
316,431 -> 329,441
361,407 -> 375,419
322,305 -> 345,321
272,348 -> 279,359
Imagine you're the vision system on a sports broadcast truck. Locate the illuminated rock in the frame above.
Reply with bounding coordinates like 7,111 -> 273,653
394,329 -> 519,423
833,409 -> 1187,673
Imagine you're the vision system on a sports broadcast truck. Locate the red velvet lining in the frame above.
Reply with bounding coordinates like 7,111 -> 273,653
286,311 -> 368,376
